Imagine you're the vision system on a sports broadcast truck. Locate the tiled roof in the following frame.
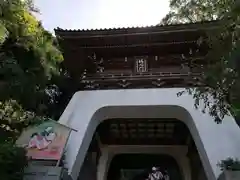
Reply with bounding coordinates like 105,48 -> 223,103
55,24 -> 158,32
54,20 -> 220,33
55,25 -> 158,32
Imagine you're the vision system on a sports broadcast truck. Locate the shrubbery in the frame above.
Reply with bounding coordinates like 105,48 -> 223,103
0,142 -> 28,180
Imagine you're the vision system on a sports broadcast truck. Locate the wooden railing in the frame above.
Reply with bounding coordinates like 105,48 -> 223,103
81,71 -> 202,82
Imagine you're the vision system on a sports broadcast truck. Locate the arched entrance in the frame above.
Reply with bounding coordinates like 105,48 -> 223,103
59,89 -> 240,180
95,118 -> 204,180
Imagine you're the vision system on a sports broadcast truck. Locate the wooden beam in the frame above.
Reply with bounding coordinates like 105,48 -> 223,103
67,40 -> 197,49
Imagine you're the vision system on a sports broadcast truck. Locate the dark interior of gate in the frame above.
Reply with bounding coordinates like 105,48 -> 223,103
108,154 -> 182,180
78,118 -> 208,180
98,119 -> 188,145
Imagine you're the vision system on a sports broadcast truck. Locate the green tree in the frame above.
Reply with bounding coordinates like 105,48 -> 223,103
0,1 -> 64,179
162,0 -> 240,122
161,0 -> 234,24
0,99 -> 44,180
0,142 -> 28,180
0,100 -> 44,180
0,0 -> 63,114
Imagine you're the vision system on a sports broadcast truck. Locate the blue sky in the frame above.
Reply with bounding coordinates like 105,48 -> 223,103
34,0 -> 170,33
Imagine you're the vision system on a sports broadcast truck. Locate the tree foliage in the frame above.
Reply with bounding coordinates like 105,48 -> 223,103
0,100 -> 45,142
0,0 -> 64,114
161,0 -> 234,25
0,0 -> 65,179
218,157 -> 240,171
162,0 -> 240,121
0,142 -> 28,180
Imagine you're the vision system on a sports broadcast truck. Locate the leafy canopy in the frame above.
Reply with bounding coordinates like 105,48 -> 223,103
0,0 -> 64,179
162,0 -> 240,121
0,0 -> 63,114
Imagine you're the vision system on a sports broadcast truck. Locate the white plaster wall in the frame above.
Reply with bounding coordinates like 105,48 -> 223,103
97,145 -> 191,180
59,88 -> 240,180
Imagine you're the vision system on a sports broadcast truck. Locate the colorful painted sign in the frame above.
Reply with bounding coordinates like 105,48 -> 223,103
16,120 -> 72,160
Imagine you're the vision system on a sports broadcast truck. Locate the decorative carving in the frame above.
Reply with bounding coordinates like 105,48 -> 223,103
87,53 -> 105,73
95,58 -> 104,73
118,80 -> 131,88
81,69 -> 87,79
152,78 -> 166,87
81,80 -> 100,89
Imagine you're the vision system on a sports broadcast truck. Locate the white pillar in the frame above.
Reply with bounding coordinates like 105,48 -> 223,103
174,155 -> 191,180
97,150 -> 114,180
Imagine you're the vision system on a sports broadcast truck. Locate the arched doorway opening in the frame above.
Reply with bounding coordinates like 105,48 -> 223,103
82,118 -> 208,180
108,154 -> 182,180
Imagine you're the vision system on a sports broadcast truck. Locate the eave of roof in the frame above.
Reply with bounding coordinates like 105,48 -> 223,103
55,24 -> 157,32
54,20 -> 221,36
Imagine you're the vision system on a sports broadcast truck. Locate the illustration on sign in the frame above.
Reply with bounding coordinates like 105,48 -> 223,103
28,126 -> 56,150
16,120 -> 72,160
